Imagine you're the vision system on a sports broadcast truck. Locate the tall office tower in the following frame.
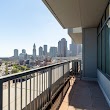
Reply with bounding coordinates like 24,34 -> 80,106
49,47 -> 57,57
61,38 -> 67,57
70,40 -> 77,56
33,43 -> 36,60
14,49 -> 18,58
67,48 -> 71,57
39,46 -> 43,56
22,49 -> 26,54
77,44 -> 82,55
58,41 -> 61,57
44,45 -> 47,56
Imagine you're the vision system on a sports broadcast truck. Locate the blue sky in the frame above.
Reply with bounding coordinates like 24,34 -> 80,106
0,0 -> 71,57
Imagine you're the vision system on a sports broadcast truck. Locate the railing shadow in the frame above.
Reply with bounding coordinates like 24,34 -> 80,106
67,78 -> 110,110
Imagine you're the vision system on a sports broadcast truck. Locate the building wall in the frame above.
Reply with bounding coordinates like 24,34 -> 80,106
97,70 -> 110,106
49,47 -> 57,57
39,46 -> 43,56
70,41 -> 77,56
14,49 -> 18,58
61,38 -> 67,57
82,28 -> 97,78
58,38 -> 67,57
44,45 -> 47,56
58,41 -> 61,57
96,3 -> 110,107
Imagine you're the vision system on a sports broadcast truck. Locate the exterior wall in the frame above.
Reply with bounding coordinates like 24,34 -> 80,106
97,70 -> 110,106
44,45 -> 47,56
49,47 -> 57,57
82,28 -> 97,78
70,41 -> 77,56
58,38 -> 67,57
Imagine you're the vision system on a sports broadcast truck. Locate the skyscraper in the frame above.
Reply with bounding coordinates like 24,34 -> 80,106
58,41 -> 61,57
14,49 -> 18,58
49,47 -> 57,57
70,41 -> 77,56
22,49 -> 26,54
58,38 -> 67,57
39,46 -> 43,56
61,38 -> 67,57
44,45 -> 47,56
77,44 -> 82,55
33,43 -> 36,59
19,49 -> 27,60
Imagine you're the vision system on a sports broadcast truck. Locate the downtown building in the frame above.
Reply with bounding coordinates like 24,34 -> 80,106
77,44 -> 82,55
22,49 -> 26,54
14,49 -> 18,59
58,38 -> 67,57
33,43 -> 36,60
19,49 -> 27,61
70,41 -> 77,56
70,40 -> 82,56
43,45 -> 47,56
39,46 -> 43,56
58,41 -> 61,57
49,47 -> 57,57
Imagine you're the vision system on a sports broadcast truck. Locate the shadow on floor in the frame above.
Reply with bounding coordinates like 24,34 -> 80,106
60,78 -> 110,110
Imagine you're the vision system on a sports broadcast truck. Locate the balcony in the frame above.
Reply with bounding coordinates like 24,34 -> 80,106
0,60 -> 80,110
0,59 -> 109,110
59,79 -> 109,110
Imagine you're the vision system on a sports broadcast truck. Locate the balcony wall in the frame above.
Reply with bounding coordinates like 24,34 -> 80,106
97,70 -> 110,106
82,28 -> 97,79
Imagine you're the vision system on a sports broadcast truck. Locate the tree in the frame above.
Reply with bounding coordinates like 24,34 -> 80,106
12,68 -> 19,74
5,64 -> 9,75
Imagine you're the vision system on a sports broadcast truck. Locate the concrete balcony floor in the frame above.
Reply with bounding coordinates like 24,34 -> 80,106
59,78 -> 110,110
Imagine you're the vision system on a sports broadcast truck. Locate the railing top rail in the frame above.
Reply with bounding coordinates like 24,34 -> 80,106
0,60 -> 78,83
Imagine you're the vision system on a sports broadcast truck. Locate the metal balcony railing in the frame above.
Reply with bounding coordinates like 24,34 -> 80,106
0,60 -> 81,110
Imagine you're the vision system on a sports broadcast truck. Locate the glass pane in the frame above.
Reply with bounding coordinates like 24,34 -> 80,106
105,23 -> 110,75
102,28 -> 106,73
98,34 -> 102,70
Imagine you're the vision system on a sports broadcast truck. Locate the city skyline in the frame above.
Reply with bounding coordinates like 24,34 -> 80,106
13,38 -> 68,56
13,38 -> 81,59
0,0 -> 71,57
1,37 -> 73,57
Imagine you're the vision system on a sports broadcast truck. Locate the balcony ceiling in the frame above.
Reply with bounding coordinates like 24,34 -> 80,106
70,33 -> 82,44
43,0 -> 108,28
68,28 -> 82,44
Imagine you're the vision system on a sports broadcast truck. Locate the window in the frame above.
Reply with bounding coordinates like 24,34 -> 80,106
97,4 -> 110,77
105,24 -> 110,75
102,28 -> 106,73
98,34 -> 101,70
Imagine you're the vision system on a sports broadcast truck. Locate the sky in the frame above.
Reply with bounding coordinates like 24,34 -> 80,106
0,0 -> 71,57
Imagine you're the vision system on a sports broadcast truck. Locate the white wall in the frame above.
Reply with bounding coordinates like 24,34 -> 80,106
97,70 -> 110,107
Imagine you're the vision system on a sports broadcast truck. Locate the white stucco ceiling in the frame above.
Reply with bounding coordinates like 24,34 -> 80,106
68,28 -> 82,44
43,0 -> 108,28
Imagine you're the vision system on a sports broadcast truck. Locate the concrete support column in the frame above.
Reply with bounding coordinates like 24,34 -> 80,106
82,28 -> 97,79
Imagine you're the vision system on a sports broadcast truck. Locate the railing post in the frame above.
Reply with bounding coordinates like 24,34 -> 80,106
63,64 -> 65,83
48,67 -> 52,107
80,60 -> 82,80
68,62 -> 69,76
75,61 -> 78,75
0,80 -> 3,110
72,60 -> 74,76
